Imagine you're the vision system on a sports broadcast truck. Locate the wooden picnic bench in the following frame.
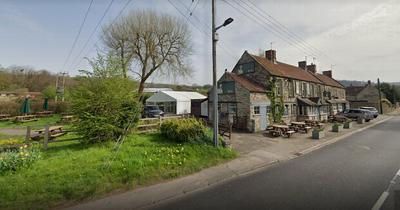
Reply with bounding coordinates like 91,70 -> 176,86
0,114 -> 11,121
12,115 -> 38,123
31,126 -> 66,141
57,115 -> 78,123
36,111 -> 54,117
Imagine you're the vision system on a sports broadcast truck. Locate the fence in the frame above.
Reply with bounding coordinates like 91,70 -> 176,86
135,114 -> 194,134
200,119 -> 232,140
0,122 -> 80,150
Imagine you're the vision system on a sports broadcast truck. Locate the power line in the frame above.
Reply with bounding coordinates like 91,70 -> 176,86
70,0 -> 132,73
245,0 -> 362,79
61,0 -> 93,72
223,0 -> 361,79
66,0 -> 115,73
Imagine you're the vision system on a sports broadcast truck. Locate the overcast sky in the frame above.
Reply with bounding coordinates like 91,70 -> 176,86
1,0 -> 399,86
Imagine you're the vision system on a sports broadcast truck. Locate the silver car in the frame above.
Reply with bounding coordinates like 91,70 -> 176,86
359,107 -> 379,118
336,109 -> 373,122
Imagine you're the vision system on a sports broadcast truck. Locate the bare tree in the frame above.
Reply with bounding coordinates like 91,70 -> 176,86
101,9 -> 194,100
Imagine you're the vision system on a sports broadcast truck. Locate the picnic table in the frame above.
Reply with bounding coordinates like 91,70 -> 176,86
12,115 -> 38,123
31,126 -> 66,140
305,119 -> 319,127
291,121 -> 312,133
36,111 -> 54,117
58,115 -> 78,123
269,125 -> 295,138
0,114 -> 11,121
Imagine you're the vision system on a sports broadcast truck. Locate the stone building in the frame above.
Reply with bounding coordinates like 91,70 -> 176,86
346,80 -> 386,110
208,50 -> 348,132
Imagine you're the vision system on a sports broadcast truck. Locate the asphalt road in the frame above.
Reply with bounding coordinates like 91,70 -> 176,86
139,115 -> 400,210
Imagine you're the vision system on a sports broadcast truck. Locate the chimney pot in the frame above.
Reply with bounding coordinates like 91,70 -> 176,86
265,50 -> 276,63
322,70 -> 332,78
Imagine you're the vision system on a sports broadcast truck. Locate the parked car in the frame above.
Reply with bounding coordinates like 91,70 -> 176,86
142,105 -> 164,118
359,106 -> 379,118
336,108 -> 373,122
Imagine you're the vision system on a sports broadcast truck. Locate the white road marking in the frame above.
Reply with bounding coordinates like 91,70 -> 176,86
371,169 -> 400,210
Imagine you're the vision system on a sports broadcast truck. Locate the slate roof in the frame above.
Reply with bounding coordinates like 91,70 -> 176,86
345,85 -> 366,96
250,53 -> 323,84
225,72 -> 268,92
309,72 -> 344,88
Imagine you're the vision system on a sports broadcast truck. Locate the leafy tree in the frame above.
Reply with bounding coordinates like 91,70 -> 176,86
70,52 -> 140,143
378,82 -> 400,104
101,9 -> 194,100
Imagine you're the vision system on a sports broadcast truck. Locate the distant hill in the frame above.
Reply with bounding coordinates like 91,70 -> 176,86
337,80 -> 400,88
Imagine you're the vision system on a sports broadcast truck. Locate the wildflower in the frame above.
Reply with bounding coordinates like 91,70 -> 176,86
145,151 -> 147,155
20,147 -> 23,150
22,158 -> 25,160
25,153 -> 28,156
122,164 -> 124,167
0,157 -> 3,160
20,152 -> 23,155
179,162 -> 181,165
24,145 -> 27,148
181,147 -> 184,151
124,168 -> 126,170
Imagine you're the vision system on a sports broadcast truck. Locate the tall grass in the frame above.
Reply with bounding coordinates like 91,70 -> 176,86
0,130 -> 237,210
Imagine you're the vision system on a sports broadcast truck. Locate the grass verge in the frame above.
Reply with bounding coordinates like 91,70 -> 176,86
0,130 -> 237,210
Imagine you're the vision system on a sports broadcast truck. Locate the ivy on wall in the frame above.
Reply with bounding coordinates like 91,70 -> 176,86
267,77 -> 285,124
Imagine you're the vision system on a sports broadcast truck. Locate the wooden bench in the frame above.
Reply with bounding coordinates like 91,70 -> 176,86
270,130 -> 281,137
57,115 -> 78,123
36,111 -> 54,117
286,130 -> 295,138
31,126 -> 66,141
13,115 -> 38,123
303,126 -> 312,133
31,132 -> 66,141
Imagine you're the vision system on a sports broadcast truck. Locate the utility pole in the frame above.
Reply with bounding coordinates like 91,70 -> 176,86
212,0 -> 218,147
61,71 -> 68,102
378,78 -> 383,114
55,73 -> 59,102
393,85 -> 396,108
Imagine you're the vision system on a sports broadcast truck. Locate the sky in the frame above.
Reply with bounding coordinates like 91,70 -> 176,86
1,0 -> 399,86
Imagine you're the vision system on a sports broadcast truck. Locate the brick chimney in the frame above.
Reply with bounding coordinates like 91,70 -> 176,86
307,63 -> 317,74
298,61 -> 307,70
265,50 -> 276,63
323,70 -> 332,78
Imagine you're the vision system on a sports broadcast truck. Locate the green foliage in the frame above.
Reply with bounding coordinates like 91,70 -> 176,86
0,132 -> 237,210
357,115 -> 365,120
70,52 -> 140,143
313,126 -> 325,132
345,119 -> 353,123
161,118 -> 205,143
267,77 -> 285,123
0,145 -> 41,173
42,85 -> 56,100
333,121 -> 343,126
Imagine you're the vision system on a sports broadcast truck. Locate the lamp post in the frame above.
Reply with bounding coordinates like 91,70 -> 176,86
212,0 -> 233,147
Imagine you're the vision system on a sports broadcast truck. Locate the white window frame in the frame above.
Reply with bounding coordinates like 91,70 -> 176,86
253,105 -> 260,115
306,83 -> 310,95
266,106 -> 271,114
296,81 -> 301,95
228,104 -> 236,114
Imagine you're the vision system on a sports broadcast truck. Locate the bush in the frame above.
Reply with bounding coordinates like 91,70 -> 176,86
161,118 -> 205,143
0,145 -> 41,172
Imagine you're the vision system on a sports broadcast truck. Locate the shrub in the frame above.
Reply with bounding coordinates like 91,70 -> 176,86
161,118 -> 205,143
313,126 -> 324,132
333,121 -> 343,126
0,145 -> 41,172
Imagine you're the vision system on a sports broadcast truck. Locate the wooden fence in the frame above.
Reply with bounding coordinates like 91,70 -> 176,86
135,114 -> 194,134
200,119 -> 232,140
0,122 -> 81,150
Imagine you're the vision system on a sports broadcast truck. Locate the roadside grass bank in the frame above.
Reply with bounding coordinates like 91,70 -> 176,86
0,130 -> 237,210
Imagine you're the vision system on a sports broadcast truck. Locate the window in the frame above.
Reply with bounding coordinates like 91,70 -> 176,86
254,106 -> 260,115
306,83 -> 310,95
284,105 -> 289,116
276,80 -> 282,95
332,104 -> 337,111
291,104 -> 296,116
338,103 -> 343,111
302,83 -> 307,96
289,81 -> 294,96
346,103 -> 350,109
318,85 -> 321,97
299,106 -> 303,115
310,84 -> 314,97
228,104 -> 236,114
266,106 -> 271,114
296,81 -> 301,95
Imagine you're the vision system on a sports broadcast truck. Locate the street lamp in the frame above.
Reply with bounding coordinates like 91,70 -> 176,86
212,0 -> 233,147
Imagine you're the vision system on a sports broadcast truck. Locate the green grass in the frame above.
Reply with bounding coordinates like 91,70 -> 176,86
0,130 -> 237,210
0,114 -> 65,127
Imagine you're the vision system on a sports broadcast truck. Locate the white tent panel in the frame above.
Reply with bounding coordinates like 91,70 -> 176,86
145,91 -> 206,115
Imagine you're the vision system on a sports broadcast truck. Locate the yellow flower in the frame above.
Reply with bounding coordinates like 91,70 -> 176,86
122,164 -> 124,167
124,168 -> 126,170
145,151 -> 147,155
20,147 -> 23,149
20,152 -> 23,155
22,158 -> 25,160
25,153 -> 28,156
24,145 -> 27,148
149,159 -> 152,161
179,162 -> 181,164
0,157 -> 3,160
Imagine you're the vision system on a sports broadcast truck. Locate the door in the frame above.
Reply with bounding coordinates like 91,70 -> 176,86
260,105 -> 267,130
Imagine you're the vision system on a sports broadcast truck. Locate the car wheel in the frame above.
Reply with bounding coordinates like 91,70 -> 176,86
366,119 -> 370,122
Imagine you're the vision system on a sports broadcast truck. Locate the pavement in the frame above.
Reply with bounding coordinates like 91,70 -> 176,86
3,111 -> 399,210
